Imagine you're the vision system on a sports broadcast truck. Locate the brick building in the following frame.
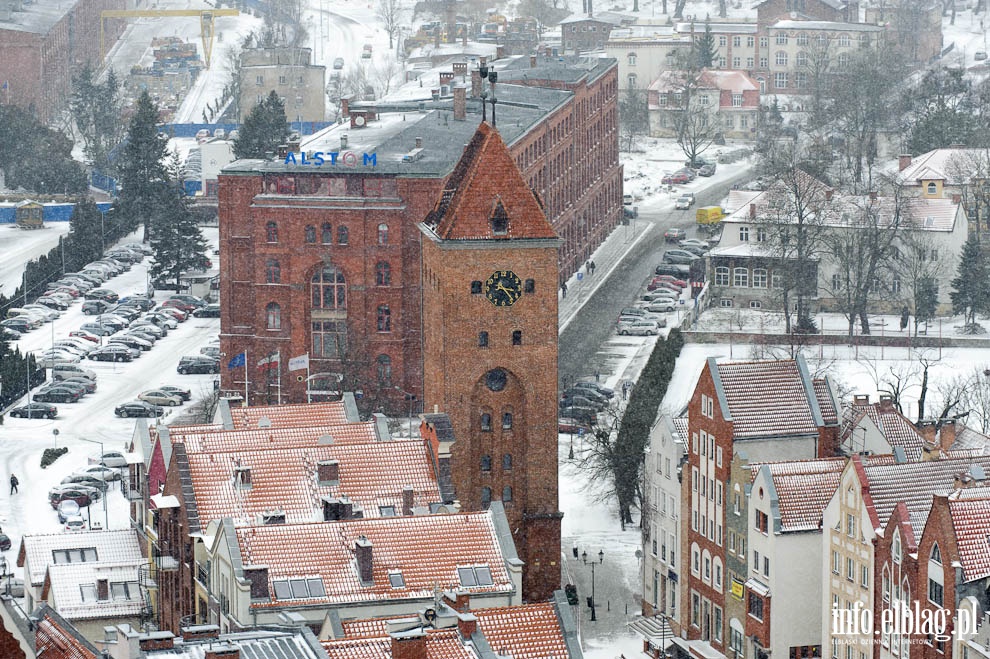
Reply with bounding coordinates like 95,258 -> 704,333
420,121 -> 562,602
559,12 -> 632,53
238,47 -> 326,123
0,0 -> 126,123
217,55 -> 621,411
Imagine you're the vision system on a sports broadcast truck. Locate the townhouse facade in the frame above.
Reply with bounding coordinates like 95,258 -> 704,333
648,69 -> 760,140
560,12 -> 633,53
239,46 -> 326,123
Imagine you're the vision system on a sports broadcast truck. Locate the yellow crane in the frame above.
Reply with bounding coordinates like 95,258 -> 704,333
100,8 -> 240,67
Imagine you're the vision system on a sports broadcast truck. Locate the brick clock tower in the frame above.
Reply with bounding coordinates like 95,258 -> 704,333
419,123 -> 562,602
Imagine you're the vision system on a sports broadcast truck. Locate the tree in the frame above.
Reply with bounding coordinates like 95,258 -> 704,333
516,0 -> 569,37
914,276 -> 939,333
618,85 -> 650,152
694,20 -> 718,69
950,234 -> 990,329
754,145 -> 835,333
905,68 -> 978,153
116,92 -> 169,241
801,34 -> 834,126
233,91 -> 290,160
71,65 -> 124,172
377,0 -> 402,50
148,156 -> 210,292
0,105 -> 87,195
660,58 -> 720,165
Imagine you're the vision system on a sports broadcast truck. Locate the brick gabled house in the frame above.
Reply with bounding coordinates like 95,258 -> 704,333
679,355 -> 838,656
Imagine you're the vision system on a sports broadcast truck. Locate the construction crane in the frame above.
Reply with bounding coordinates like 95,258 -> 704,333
100,8 -> 240,67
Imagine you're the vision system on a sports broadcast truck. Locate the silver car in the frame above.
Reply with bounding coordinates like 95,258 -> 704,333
617,320 -> 664,336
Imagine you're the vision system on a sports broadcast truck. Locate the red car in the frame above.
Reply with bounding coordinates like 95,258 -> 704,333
661,172 -> 690,185
653,275 -> 688,288
558,418 -> 591,434
69,330 -> 101,343
160,299 -> 196,314
648,279 -> 684,292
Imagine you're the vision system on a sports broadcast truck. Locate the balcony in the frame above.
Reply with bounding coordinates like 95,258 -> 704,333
196,563 -> 209,587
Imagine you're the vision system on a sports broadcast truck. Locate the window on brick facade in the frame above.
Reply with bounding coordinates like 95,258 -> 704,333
524,278 -> 535,293
266,221 -> 278,243
503,453 -> 512,470
481,413 -> 492,431
376,305 -> 391,332
502,486 -> 513,502
337,225 -> 349,244
321,222 -> 332,244
733,268 -> 749,287
512,330 -> 522,345
471,280 -> 482,294
715,267 -> 729,286
376,354 -> 391,384
265,259 -> 281,284
311,266 -> 346,310
375,261 -> 391,286
481,455 -> 492,471
479,331 -> 489,347
481,487 -> 492,509
305,225 -> 316,243
266,303 -> 281,329
748,592 -> 764,620
378,223 -> 389,245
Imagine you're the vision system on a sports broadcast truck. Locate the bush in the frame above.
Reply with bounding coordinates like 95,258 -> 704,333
41,447 -> 69,469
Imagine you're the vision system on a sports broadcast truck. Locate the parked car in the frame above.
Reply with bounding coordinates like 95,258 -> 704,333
685,157 -> 713,169
200,345 -> 221,358
49,486 -> 98,509
661,172 -> 690,185
40,381 -> 89,398
698,163 -> 717,177
64,515 -> 87,532
118,296 -> 155,311
664,228 -> 686,243
115,401 -> 165,418
558,417 -> 591,434
68,330 -> 100,343
617,319 -> 664,336
158,385 -> 192,401
57,500 -> 81,524
977,51 -> 988,61
129,323 -> 165,339
655,263 -> 692,278
103,343 -> 140,359
61,474 -> 109,491
79,322 -> 115,337
60,377 -> 97,393
571,381 -> 615,399
0,318 -> 32,334
662,250 -> 699,265
34,388 -> 81,404
177,356 -> 219,374
679,244 -> 707,257
161,299 -> 197,313
618,307 -> 650,321
9,403 -> 58,419
193,303 -> 221,318
74,465 -> 122,482
0,531 -> 11,551
559,406 -> 597,426
157,307 -> 189,322
562,387 -> 608,407
52,364 -> 96,380
90,451 -> 128,468
138,390 -> 183,406
88,346 -> 134,362
169,294 -> 206,308
674,167 -> 697,181
648,278 -> 684,292
112,335 -> 152,352
623,194 -> 634,206
679,238 -> 708,249
84,289 -> 119,303
559,394 -> 606,411
35,297 -> 68,311
643,300 -> 679,313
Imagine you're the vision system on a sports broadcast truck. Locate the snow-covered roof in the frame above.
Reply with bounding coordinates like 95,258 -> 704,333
45,560 -> 147,621
896,148 -> 989,186
19,530 -> 143,587
560,11 -> 631,25
0,0 -> 77,35
769,19 -> 884,31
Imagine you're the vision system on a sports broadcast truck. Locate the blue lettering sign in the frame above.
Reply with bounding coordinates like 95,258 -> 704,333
363,153 -> 377,166
284,152 -> 297,165
281,151 -> 376,167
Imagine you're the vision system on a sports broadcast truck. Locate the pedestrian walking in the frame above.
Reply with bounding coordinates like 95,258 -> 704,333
561,282 -> 568,298
585,260 -> 591,275
9,474 -> 18,495
590,260 -> 597,275
594,369 -> 600,383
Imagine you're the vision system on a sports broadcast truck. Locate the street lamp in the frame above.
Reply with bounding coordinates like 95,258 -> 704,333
477,63 -> 498,127
581,548 -> 605,620
74,436 -> 110,532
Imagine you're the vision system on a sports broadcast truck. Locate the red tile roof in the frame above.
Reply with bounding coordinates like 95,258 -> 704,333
715,360 -> 819,439
842,401 -> 925,461
235,512 -> 513,606
752,459 -> 847,532
323,629 -> 475,659
947,489 -> 990,581
813,379 -> 838,426
174,422 -> 377,454
228,401 -> 352,429
474,602 -> 570,659
34,607 -> 101,659
187,438 -> 441,524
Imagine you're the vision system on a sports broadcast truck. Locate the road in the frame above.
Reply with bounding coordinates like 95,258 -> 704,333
0,224 -> 72,299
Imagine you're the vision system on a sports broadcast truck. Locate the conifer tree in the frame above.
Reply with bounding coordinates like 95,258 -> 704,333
149,156 -> 210,291
117,91 -> 169,241
233,91 -> 290,159
950,235 -> 990,329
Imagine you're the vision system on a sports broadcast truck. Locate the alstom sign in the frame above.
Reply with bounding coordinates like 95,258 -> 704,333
283,151 -> 377,167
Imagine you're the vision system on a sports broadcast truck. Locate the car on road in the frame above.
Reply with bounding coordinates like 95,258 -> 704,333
617,319 -> 665,335
138,390 -> 183,406
114,401 -> 165,418
333,57 -> 345,69
177,356 -> 219,374
623,194 -> 634,205
159,385 -> 192,401
558,417 -> 591,434
34,388 -> 80,404
90,451 -> 128,468
662,250 -> 699,265
49,485 -> 98,509
10,403 -> 58,419
661,172 -> 690,185
57,500 -> 81,524
74,465 -> 122,482
88,346 -> 134,362
698,163 -> 717,176
571,381 -> 615,399
674,195 -> 694,210
193,303 -> 221,318
64,515 -> 87,532
664,228 -> 686,243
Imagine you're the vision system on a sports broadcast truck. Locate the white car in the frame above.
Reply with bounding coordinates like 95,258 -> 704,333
674,194 -> 695,210
74,465 -> 122,482
90,451 -> 128,468
64,515 -> 87,532
22,305 -> 59,321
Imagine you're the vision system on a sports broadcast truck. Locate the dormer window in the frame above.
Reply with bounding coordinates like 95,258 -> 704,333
490,199 -> 509,235
927,182 -> 937,195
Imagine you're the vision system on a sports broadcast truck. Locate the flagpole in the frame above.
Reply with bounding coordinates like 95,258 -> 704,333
276,350 -> 282,405
306,359 -> 311,404
244,348 -> 249,406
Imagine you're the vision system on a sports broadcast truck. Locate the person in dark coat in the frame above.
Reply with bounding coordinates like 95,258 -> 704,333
9,474 -> 18,494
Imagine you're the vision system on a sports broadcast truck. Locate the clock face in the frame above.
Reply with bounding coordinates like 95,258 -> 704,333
485,368 -> 508,392
484,270 -> 522,307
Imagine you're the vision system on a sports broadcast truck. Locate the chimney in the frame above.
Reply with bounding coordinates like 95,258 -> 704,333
877,394 -> 896,411
355,536 -> 373,585
205,645 -> 241,659
340,134 -> 348,150
853,394 -> 870,406
869,190 -> 878,201
917,420 -> 937,443
341,96 -> 350,117
457,612 -> 478,640
445,590 -> 471,612
453,86 -> 466,121
181,625 -> 221,642
322,496 -> 355,520
439,71 -> 454,87
139,633 -> 176,651
899,154 -> 912,171
390,629 -> 428,659
471,70 -> 482,98
939,419 -> 958,451
952,193 -> 962,204
530,55 -> 537,68
242,567 -> 271,599
402,486 -> 415,515
234,465 -> 252,489
415,136 -> 423,149
749,203 -> 756,219
317,460 -> 340,486
825,188 -> 833,201
97,579 -> 109,601
287,136 -> 301,153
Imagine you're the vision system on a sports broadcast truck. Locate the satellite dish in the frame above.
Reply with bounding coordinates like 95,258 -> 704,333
354,115 -> 366,126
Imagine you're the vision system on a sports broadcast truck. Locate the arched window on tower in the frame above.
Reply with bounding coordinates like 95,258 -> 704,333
481,487 -> 492,509
376,354 -> 392,384
480,413 -> 492,431
337,225 -> 349,245
376,305 -> 391,332
375,261 -> 391,286
378,223 -> 389,245
304,225 -> 316,243
502,486 -> 513,503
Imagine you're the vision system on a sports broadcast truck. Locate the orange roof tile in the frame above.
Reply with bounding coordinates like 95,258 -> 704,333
34,607 -> 101,659
474,602 -> 570,659
715,360 -> 819,438
234,513 -> 513,606
174,422 -> 377,454
187,439 -> 441,524
229,401 -> 352,429
323,629 -> 475,659
948,489 -> 990,581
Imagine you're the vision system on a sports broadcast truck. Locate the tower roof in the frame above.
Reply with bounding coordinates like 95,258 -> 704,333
426,123 -> 557,241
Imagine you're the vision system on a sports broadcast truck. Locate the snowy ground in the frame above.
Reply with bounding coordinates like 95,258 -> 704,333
0,223 -> 72,299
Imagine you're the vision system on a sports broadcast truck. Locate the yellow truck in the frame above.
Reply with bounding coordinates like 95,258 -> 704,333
696,206 -> 725,225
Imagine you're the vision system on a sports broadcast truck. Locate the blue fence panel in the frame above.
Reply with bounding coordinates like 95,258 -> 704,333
159,121 -> 334,138
43,204 -> 75,222
0,207 -> 15,224
91,170 -> 119,195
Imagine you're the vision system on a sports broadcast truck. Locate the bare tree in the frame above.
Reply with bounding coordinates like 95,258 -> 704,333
945,149 -> 990,243
801,33 -> 833,126
755,144 -> 835,333
914,348 -> 941,423
657,62 -> 720,164
377,0 -> 403,50
619,85 -> 650,151
891,227 -> 945,335
960,366 -> 990,434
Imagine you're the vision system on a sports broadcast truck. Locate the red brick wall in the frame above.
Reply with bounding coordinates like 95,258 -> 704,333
915,497 -> 959,659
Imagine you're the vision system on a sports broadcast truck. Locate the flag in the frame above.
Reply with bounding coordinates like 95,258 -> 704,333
1,82 -> 7,91
258,352 -> 280,370
227,352 -> 245,369
288,353 -> 309,372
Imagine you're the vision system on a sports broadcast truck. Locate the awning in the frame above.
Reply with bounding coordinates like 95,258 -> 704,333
671,637 -> 727,659
745,578 -> 770,598
629,615 -> 675,647
150,494 -> 180,509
